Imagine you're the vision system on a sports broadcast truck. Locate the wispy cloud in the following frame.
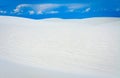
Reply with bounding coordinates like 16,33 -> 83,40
13,3 -> 88,15
84,8 -> 91,12
66,4 -> 88,12
29,10 -> 35,15
0,10 -> 7,14
46,11 -> 59,14
10,3 -> 120,16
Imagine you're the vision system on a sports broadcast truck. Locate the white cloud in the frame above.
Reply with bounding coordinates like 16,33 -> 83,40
13,3 -> 88,15
66,4 -> 88,12
13,4 -> 29,13
0,10 -> 7,14
35,4 -> 60,12
46,11 -> 59,14
13,4 -> 60,15
37,11 -> 43,14
29,10 -> 35,15
85,8 -> 91,12
13,8 -> 20,13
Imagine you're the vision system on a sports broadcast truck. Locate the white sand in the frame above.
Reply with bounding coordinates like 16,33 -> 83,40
0,16 -> 120,78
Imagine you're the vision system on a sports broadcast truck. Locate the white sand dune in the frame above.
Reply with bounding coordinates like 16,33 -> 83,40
0,16 -> 120,78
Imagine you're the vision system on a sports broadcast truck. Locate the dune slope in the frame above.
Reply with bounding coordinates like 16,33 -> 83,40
0,16 -> 120,78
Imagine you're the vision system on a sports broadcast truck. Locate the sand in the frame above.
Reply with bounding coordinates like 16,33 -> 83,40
0,16 -> 120,78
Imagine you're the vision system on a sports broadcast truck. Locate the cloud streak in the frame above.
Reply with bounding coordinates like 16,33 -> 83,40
0,10 -> 7,14
0,3 -> 119,19
13,3 -> 88,15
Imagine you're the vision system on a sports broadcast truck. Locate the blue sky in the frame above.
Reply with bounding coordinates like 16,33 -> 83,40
0,0 -> 120,19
